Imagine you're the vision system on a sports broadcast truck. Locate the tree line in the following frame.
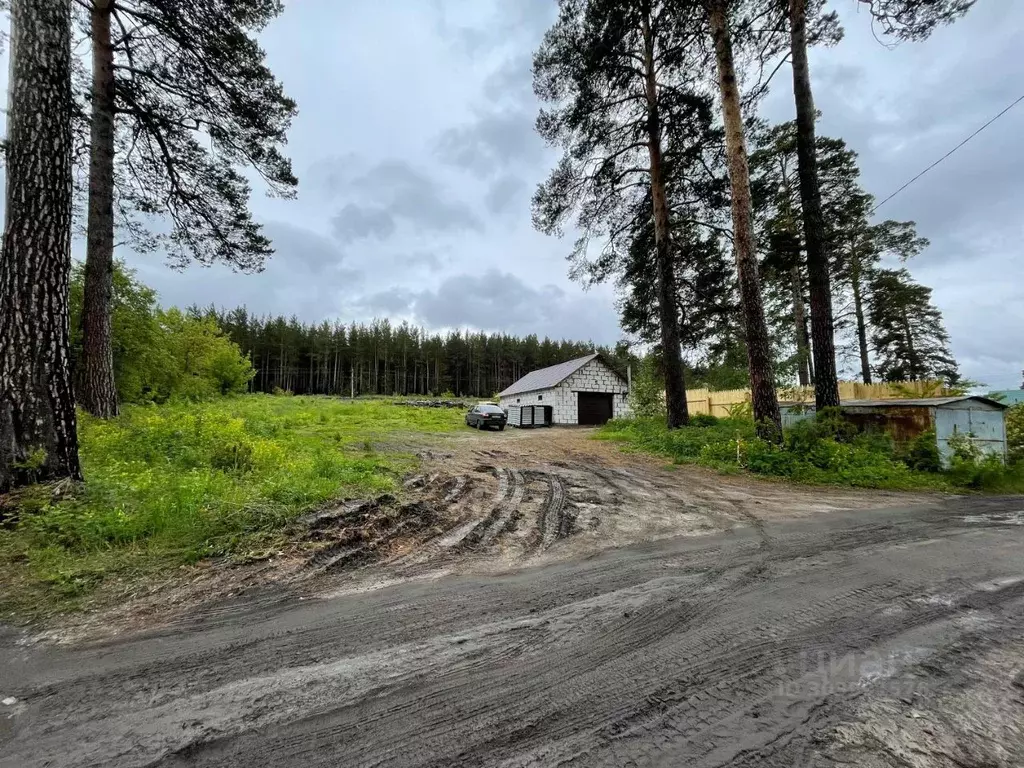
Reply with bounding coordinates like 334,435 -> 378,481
213,309 -> 620,399
532,0 -> 972,436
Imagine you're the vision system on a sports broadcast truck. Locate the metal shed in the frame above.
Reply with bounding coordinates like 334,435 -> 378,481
779,396 -> 1009,466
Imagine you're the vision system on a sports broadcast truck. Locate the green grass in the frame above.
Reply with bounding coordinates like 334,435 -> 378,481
598,414 -> 1024,493
0,396 -> 463,618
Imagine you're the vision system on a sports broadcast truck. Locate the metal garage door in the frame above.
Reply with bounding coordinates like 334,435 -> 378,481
578,392 -> 613,425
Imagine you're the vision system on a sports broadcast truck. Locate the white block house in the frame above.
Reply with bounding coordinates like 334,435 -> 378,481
498,353 -> 631,426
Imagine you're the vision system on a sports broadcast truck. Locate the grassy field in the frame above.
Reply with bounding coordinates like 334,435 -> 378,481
0,396 -> 463,618
598,414 -> 1024,493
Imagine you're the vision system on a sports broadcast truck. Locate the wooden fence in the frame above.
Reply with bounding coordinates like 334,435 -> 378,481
685,381 -> 957,417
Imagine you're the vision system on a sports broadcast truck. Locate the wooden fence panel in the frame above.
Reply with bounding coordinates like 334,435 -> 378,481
684,380 -> 954,415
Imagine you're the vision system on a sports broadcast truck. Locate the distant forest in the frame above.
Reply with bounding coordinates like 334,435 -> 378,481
211,308 -> 626,398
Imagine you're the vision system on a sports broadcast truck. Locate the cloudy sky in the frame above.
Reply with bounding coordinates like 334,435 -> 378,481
5,1 -> 1023,389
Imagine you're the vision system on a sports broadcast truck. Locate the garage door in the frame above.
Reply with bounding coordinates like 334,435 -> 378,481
578,392 -> 613,425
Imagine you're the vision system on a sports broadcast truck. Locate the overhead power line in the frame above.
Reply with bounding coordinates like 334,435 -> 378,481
871,91 -> 1024,214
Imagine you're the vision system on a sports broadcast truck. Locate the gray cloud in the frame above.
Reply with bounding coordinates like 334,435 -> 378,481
483,52 -> 535,105
394,251 -> 446,271
123,220 -> 360,322
484,174 -> 527,215
435,110 -> 542,175
330,159 -> 482,242
362,287 -> 417,317
330,204 -> 397,243
362,269 -> 620,343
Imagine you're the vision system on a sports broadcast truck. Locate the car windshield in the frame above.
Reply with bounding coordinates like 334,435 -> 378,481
479,405 -> 504,414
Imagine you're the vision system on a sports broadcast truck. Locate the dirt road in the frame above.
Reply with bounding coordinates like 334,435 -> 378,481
2,430 -> 1023,767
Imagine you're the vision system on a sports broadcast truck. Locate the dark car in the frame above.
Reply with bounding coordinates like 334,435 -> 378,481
466,404 -> 507,431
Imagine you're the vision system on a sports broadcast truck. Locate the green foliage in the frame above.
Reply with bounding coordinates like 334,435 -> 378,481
869,268 -> 959,385
0,397 -> 463,615
689,413 -> 720,428
946,454 -> 1015,491
628,357 -> 667,420
725,401 -> 753,420
155,308 -> 255,400
899,429 -> 942,473
947,430 -> 982,464
69,262 -> 254,404
1007,404 -> 1024,466
75,0 -> 298,270
600,410 -> 1024,494
941,426 -> 1024,491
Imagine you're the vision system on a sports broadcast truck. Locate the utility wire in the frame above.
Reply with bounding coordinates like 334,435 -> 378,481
871,92 -> 1024,214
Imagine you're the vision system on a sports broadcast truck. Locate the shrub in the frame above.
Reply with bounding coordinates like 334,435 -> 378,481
628,357 -> 666,420
209,438 -> 256,473
947,430 -> 982,465
689,413 -> 719,428
813,407 -> 859,443
900,429 -> 942,473
69,263 -> 254,404
1007,403 -> 1024,466
725,401 -> 753,420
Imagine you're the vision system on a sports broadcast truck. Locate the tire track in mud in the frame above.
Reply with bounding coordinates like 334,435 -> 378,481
477,470 -> 525,547
532,471 -> 569,552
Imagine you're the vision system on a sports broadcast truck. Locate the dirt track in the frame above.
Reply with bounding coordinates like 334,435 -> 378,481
2,429 -> 1024,767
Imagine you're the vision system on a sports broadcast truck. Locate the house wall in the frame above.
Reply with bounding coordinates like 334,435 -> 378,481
498,358 -> 631,425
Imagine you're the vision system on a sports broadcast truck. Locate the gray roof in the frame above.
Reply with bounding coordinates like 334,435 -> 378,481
499,353 -> 607,397
783,396 -> 1007,409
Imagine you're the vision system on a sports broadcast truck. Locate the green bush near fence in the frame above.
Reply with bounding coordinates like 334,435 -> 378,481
600,407 -> 1024,493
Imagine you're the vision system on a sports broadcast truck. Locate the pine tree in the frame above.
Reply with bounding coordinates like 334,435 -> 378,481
859,0 -> 975,40
785,0 -> 842,408
532,0 -> 703,429
868,269 -> 958,383
0,0 -> 82,491
77,0 -> 298,417
707,0 -> 782,439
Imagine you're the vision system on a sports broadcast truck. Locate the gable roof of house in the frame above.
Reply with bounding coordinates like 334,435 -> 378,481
499,353 -> 624,398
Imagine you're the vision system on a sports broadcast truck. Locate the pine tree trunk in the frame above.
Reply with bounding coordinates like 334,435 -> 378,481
641,8 -> 689,429
81,0 -> 119,418
850,250 -> 872,383
789,0 -> 840,409
708,0 -> 782,440
0,0 -> 82,492
790,266 -> 811,387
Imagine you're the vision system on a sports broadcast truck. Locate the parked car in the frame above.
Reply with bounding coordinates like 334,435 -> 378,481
466,403 -> 507,431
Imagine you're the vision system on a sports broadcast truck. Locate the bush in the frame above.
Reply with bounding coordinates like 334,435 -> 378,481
812,407 -> 859,443
69,262 -> 254,404
628,358 -> 666,420
1006,403 -> 1024,465
899,429 -> 942,473
689,413 -> 719,428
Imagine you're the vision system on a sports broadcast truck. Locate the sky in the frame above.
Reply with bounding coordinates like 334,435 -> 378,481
5,1 -> 1024,389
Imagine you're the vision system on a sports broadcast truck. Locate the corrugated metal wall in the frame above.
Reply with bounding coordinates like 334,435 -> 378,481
934,402 -> 1007,464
